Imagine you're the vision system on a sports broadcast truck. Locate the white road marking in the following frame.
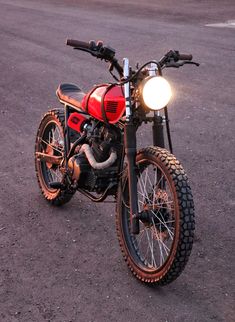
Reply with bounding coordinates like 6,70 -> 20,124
206,20 -> 235,29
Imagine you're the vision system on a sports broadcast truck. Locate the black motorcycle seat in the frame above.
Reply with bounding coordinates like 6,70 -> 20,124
56,83 -> 86,109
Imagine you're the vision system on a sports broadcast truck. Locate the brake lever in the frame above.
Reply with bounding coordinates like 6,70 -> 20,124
184,61 -> 200,67
165,61 -> 200,68
165,61 -> 184,68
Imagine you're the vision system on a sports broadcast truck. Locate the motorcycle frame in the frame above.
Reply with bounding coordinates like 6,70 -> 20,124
59,59 -> 172,234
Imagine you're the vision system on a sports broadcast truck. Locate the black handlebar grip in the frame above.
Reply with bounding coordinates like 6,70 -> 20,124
66,39 -> 91,49
178,53 -> 193,61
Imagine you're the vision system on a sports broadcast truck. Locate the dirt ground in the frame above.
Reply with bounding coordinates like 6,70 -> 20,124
0,0 -> 234,321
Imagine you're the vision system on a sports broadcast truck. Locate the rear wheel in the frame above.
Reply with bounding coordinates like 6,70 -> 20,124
35,109 -> 74,206
116,146 -> 195,285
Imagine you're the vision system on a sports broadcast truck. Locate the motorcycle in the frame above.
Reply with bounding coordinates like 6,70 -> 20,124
35,39 -> 198,285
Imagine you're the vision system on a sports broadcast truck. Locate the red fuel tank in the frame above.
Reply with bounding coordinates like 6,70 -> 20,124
81,85 -> 125,124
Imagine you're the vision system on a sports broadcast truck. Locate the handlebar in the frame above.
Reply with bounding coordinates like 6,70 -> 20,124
158,50 -> 199,69
66,39 -> 198,79
66,38 -> 116,61
67,39 -> 91,49
66,38 -> 123,77
159,50 -> 193,66
178,53 -> 192,61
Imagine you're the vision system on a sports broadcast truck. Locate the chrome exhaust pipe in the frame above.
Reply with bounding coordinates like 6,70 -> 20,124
68,144 -> 117,181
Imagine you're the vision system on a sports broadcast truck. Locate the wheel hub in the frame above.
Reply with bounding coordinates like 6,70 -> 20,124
45,145 -> 54,169
138,189 -> 171,236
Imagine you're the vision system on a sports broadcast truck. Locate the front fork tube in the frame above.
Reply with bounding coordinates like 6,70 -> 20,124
125,116 -> 166,234
126,113 -> 170,234
124,123 -> 140,234
152,112 -> 165,148
152,108 -> 173,153
152,111 -> 173,191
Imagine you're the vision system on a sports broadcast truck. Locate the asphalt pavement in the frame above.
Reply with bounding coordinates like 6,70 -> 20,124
0,0 -> 234,321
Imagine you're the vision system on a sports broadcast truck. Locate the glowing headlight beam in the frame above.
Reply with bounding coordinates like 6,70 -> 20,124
142,76 -> 172,111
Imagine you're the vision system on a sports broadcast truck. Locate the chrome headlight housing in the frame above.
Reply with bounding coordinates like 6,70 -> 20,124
139,76 -> 172,111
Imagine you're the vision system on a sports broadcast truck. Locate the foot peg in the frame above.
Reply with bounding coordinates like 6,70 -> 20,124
49,182 -> 66,189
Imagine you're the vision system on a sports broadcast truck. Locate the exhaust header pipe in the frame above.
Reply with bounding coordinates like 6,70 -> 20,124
68,144 -> 117,181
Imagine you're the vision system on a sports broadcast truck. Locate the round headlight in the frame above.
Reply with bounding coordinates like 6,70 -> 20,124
141,76 -> 172,111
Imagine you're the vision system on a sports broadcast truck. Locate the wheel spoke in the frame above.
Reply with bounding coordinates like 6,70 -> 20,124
152,168 -> 157,208
145,228 -> 157,267
151,219 -> 170,256
51,168 -> 63,181
151,209 -> 174,240
135,228 -> 146,248
143,230 -> 150,263
129,159 -> 176,269
138,168 -> 148,202
155,173 -> 164,191
138,198 -> 173,210
39,138 -> 63,155
37,121 -> 64,188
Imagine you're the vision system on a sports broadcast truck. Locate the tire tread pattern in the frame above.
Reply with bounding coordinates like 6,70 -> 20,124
116,146 -> 195,285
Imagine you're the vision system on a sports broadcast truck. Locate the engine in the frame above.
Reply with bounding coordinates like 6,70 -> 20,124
68,120 -> 122,193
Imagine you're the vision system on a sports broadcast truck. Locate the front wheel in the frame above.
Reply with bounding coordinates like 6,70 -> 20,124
116,146 -> 195,285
